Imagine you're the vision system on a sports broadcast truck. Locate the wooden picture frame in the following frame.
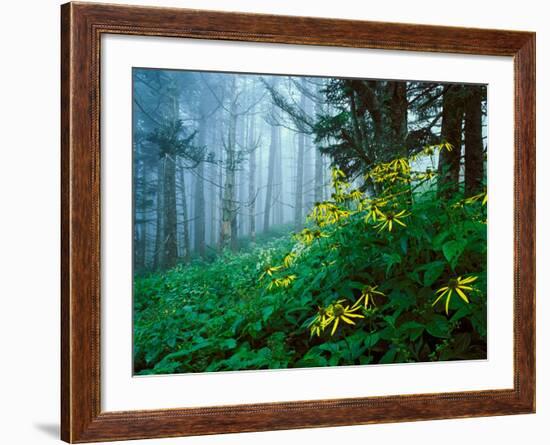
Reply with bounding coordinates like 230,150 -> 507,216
61,1 -> 535,442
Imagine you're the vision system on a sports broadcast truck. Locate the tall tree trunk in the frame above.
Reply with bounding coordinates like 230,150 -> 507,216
193,95 -> 208,258
178,159 -> 191,263
134,156 -> 146,271
464,85 -> 485,196
238,115 -> 247,237
294,84 -> 307,229
221,97 -> 238,250
389,82 -> 408,154
313,101 -> 324,204
438,85 -> 464,198
274,129 -> 284,226
153,158 -> 164,270
217,142 -> 224,250
163,153 -> 178,269
263,79 -> 279,233
208,114 -> 219,248
248,114 -> 257,244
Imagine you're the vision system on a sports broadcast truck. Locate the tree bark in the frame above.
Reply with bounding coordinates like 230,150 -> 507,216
178,158 -> 191,263
248,113 -> 257,244
193,93 -> 208,258
263,78 -> 280,233
163,153 -> 178,269
294,83 -> 307,229
438,85 -> 464,198
134,156 -> 147,271
314,100 -> 324,204
464,85 -> 485,196
388,82 -> 408,154
153,157 -> 164,270
221,94 -> 239,250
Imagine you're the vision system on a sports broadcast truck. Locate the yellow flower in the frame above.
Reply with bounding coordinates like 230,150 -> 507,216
348,189 -> 364,201
308,305 -> 336,337
331,167 -> 346,181
464,191 -> 487,206
352,285 -> 385,309
414,168 -> 437,181
432,275 -> 478,315
267,274 -> 297,290
442,142 -> 453,152
309,318 -> 323,337
296,228 -> 328,245
259,265 -> 282,280
282,252 -> 296,268
308,202 -> 350,227
423,145 -> 436,156
323,302 -> 365,336
388,157 -> 411,174
363,199 -> 387,223
374,209 -> 409,232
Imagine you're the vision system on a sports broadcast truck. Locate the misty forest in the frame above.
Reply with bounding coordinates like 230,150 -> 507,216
133,68 -> 487,375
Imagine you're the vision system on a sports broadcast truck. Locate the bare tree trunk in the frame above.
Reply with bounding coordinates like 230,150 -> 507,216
163,153 -> 178,269
178,159 -> 191,263
274,129 -> 284,226
134,156 -> 146,271
464,85 -> 485,196
294,82 -> 307,229
238,115 -> 247,237
209,116 -> 219,248
264,79 -> 280,233
438,85 -> 464,198
193,95 -> 208,258
389,82 -> 408,154
221,94 -> 239,250
248,114 -> 257,244
153,158 -> 164,270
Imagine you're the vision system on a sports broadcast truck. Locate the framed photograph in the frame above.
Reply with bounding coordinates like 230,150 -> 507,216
61,2 -> 535,442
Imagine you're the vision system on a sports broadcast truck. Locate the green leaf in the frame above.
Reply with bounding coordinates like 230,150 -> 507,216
399,321 -> 425,341
442,240 -> 466,268
426,315 -> 450,338
261,305 -> 275,322
382,252 -> 401,275
297,348 -> 327,367
423,261 -> 445,287
450,305 -> 472,323
360,356 -> 373,365
432,231 -> 450,249
363,332 -> 381,349
220,338 -> 237,350
379,348 -> 397,364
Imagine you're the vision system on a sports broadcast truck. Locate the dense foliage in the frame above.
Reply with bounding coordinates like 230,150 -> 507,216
134,144 -> 487,374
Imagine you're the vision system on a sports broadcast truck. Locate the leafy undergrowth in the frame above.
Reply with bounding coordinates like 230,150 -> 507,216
134,144 -> 487,375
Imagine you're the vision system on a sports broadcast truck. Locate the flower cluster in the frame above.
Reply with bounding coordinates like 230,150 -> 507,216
309,300 -> 365,337
267,274 -> 297,290
294,228 -> 329,245
308,202 -> 351,227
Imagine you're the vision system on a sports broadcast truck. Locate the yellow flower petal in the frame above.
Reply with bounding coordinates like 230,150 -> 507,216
340,316 -> 356,325
432,290 -> 447,307
445,289 -> 453,315
331,318 -> 339,336
344,312 -> 365,319
455,287 -> 470,303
